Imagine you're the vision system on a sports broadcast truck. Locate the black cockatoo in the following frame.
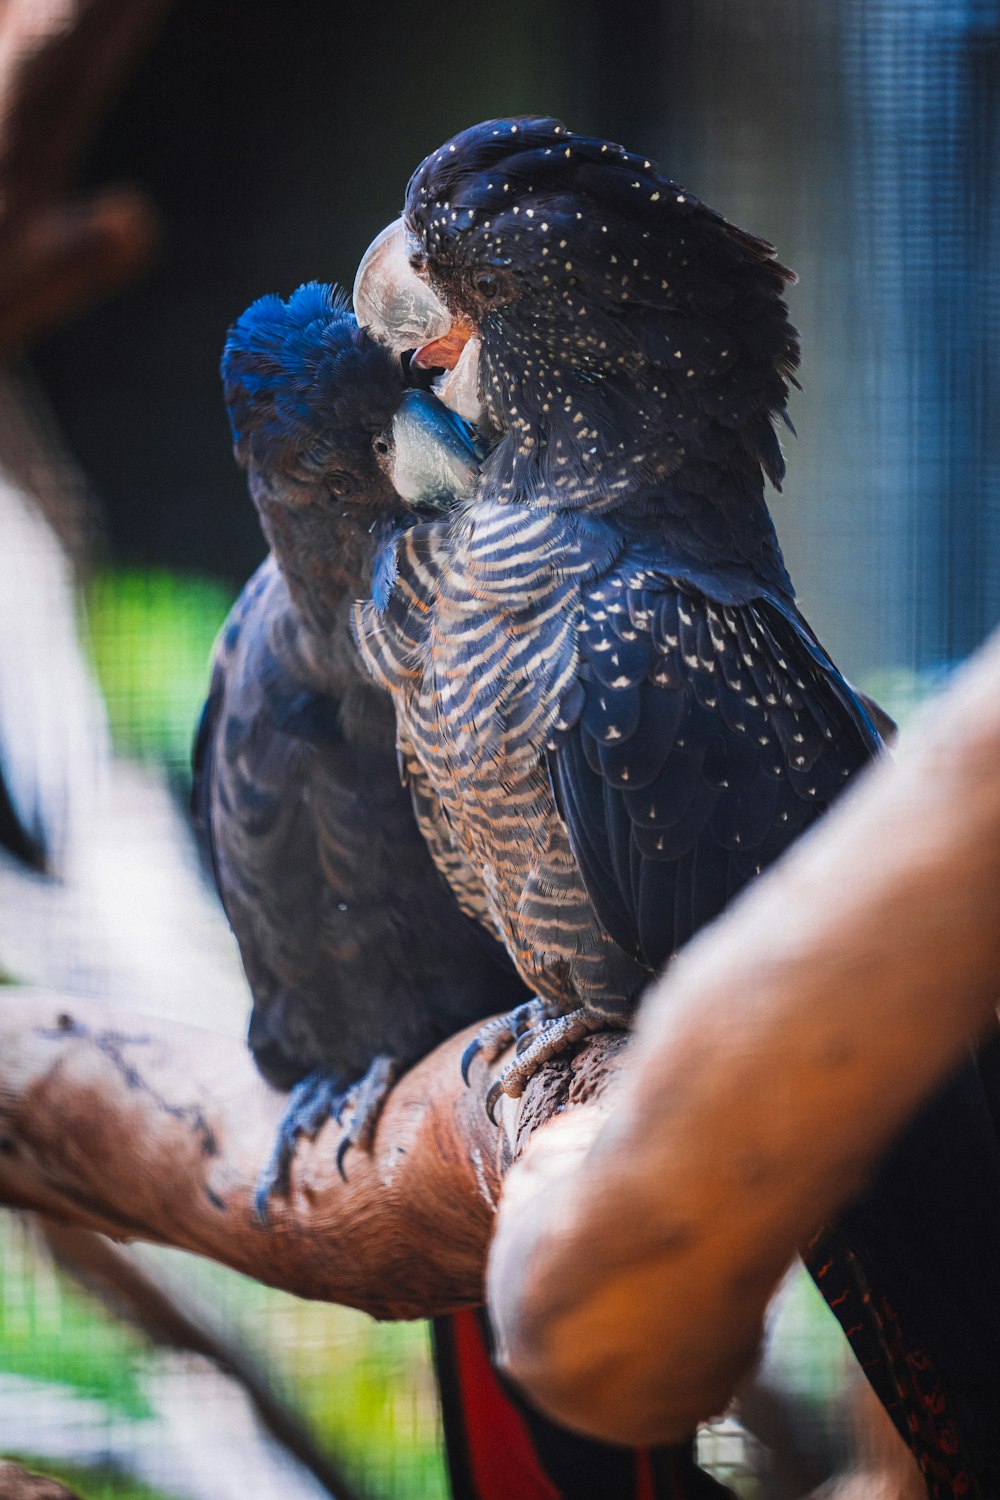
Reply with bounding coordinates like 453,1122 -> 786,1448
194,281 -> 519,1197
351,118 -> 1000,1495
351,118 -> 882,1093
195,282 -> 707,1500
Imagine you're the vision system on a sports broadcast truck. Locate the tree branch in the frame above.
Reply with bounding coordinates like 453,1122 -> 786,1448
37,1221 -> 365,1500
0,990 -> 621,1317
0,1464 -> 82,1500
0,630 -> 997,1445
0,0 -> 171,356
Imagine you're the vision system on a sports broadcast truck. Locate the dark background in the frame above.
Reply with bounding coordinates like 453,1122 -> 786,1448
32,0 -> 1000,678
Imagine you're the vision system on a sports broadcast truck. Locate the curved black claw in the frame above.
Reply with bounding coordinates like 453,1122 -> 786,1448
485,1076 -> 507,1125
335,1134 -> 352,1182
461,1035 -> 482,1087
255,1136 -> 295,1224
255,1055 -> 400,1221
255,1169 -> 281,1226
483,1007 -> 621,1123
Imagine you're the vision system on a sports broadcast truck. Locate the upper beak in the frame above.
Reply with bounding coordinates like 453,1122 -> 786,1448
353,217 -> 453,354
354,217 -> 478,373
410,322 -> 475,371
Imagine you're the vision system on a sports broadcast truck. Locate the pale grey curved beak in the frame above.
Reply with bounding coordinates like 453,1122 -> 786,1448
380,389 -> 481,511
353,218 -> 451,350
354,217 -> 484,426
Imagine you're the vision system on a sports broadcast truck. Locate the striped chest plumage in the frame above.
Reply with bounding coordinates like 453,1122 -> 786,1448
355,498 -> 643,1008
355,475 -> 884,1024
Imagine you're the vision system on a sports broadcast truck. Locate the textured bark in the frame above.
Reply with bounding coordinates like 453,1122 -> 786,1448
0,994 -> 621,1318
0,0 -> 170,358
0,631 -> 997,1434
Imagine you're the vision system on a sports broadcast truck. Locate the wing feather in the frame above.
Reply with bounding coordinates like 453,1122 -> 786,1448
550,562 -> 881,971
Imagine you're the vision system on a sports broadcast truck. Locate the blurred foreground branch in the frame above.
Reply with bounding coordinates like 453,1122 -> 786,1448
0,630 -> 998,1437
0,1464 -> 82,1500
38,1221 -> 364,1500
0,0 -> 170,357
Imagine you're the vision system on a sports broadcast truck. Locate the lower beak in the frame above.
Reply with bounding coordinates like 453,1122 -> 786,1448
432,335 -> 483,424
412,318 -> 475,371
386,389 -> 482,509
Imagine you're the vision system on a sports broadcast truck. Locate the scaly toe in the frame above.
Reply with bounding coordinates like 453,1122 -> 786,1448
461,997 -> 566,1088
491,1008 -> 619,1118
333,1054 -> 399,1177
255,1056 -> 400,1216
255,1127 -> 297,1223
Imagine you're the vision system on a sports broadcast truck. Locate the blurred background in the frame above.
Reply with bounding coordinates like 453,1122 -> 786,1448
1,0 -> 998,1495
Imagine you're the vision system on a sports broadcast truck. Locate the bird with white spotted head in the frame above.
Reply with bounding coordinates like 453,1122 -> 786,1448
349,119 -> 1000,1492
358,116 -> 799,530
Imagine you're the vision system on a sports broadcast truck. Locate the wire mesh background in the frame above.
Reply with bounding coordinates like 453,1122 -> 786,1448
2,0 -> 999,1495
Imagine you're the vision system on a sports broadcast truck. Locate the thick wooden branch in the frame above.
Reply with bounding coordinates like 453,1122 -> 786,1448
0,631 -> 997,1449
487,628 -> 1000,1444
0,990 -> 620,1318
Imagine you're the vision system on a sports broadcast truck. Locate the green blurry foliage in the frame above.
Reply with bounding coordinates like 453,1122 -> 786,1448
84,570 -> 236,775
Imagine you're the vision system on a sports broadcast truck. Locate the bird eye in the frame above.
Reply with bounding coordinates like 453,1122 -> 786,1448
474,271 -> 499,300
326,469 -> 356,498
373,437 -> 391,456
408,251 -> 427,273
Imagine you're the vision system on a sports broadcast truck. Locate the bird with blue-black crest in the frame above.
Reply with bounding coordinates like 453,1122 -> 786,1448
194,281 -> 523,1205
195,281 -> 707,1500
352,117 -> 1000,1496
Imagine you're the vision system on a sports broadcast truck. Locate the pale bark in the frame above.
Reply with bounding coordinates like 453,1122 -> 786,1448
0,991 -> 621,1317
0,1464 -> 82,1500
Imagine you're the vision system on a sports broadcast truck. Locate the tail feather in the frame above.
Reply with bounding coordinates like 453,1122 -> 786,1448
432,1311 -> 736,1500
808,1034 -> 1000,1497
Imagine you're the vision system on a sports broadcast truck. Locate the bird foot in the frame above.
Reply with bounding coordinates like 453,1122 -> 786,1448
255,1055 -> 400,1222
483,1006 -> 617,1122
460,996 -> 567,1085
333,1054 -> 400,1178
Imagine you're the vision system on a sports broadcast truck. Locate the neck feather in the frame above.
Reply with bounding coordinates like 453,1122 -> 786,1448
480,355 -> 794,596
